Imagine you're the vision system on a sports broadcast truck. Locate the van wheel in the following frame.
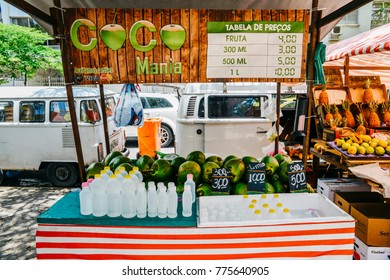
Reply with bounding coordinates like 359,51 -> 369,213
160,124 -> 174,148
46,163 -> 78,187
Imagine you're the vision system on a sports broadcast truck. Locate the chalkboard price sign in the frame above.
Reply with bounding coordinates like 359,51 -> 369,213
288,162 -> 307,192
211,168 -> 231,194
246,162 -> 266,192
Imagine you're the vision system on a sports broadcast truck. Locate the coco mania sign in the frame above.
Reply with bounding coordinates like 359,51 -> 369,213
64,8 -> 308,84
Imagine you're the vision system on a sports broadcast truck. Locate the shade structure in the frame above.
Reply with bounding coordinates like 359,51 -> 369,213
324,23 -> 390,89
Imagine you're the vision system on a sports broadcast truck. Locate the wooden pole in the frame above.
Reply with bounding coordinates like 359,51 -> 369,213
303,0 -> 321,169
274,82 -> 281,155
344,56 -> 350,86
51,1 -> 85,181
99,84 -> 110,154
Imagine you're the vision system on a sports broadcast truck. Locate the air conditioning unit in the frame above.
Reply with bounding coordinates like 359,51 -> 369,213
332,26 -> 342,35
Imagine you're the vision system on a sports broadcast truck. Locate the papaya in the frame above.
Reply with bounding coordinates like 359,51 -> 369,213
108,156 -> 131,171
278,161 -> 289,184
201,161 -> 220,183
223,155 -> 239,167
196,183 -> 213,197
231,182 -> 248,195
224,158 -> 245,183
206,155 -> 224,168
104,151 -> 122,166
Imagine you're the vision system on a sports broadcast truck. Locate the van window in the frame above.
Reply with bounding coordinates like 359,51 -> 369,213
105,96 -> 115,117
147,97 -> 173,108
80,100 -> 101,123
50,101 -> 70,122
208,96 -> 262,118
19,101 -> 45,122
198,97 -> 205,118
0,101 -> 13,122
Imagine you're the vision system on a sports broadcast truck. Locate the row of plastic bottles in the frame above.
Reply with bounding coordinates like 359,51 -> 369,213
79,167 -> 196,219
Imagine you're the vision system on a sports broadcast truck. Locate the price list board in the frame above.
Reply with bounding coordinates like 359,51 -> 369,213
207,21 -> 306,81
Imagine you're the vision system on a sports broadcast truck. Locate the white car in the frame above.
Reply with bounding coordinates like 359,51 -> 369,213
123,92 -> 179,147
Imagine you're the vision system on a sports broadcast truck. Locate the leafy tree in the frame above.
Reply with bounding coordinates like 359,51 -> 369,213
0,23 -> 62,85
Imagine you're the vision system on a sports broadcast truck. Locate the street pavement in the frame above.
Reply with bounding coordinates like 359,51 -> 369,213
0,141 -> 174,260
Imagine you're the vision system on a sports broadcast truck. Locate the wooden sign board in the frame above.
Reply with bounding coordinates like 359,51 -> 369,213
63,8 -> 309,84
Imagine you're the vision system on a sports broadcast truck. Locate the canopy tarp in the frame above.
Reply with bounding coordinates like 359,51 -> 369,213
324,23 -> 390,89
4,0 -> 372,40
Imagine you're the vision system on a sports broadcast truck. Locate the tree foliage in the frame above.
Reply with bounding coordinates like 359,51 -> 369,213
0,23 -> 62,85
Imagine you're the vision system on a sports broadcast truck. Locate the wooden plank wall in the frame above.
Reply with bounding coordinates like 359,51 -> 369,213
64,8 -> 310,84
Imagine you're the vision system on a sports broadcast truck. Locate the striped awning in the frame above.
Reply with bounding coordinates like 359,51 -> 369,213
326,23 -> 390,62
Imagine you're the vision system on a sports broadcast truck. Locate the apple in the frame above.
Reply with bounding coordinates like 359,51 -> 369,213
100,24 -> 126,51
160,24 -> 186,51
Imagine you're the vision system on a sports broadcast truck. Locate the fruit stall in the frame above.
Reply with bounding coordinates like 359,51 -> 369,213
36,150 -> 356,260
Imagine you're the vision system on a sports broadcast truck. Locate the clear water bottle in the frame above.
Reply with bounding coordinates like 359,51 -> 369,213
118,166 -> 128,177
167,182 -> 178,218
157,182 -> 164,195
100,170 -> 110,181
104,166 -> 113,176
79,182 -> 92,215
136,182 -> 147,218
157,185 -> 168,218
114,169 -> 125,183
107,174 -> 122,218
185,174 -> 196,203
147,182 -> 158,218
129,171 -> 139,184
132,166 -> 143,182
182,184 -> 192,217
91,174 -> 107,217
121,175 -> 136,218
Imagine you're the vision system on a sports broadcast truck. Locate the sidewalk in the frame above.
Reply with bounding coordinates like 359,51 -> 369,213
0,186 -> 70,260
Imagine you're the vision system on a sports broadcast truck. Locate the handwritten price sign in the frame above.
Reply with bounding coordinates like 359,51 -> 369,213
288,162 -> 307,192
211,168 -> 231,194
246,162 -> 266,193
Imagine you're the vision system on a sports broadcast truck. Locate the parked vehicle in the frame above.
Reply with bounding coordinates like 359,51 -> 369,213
122,92 -> 179,147
0,86 -> 127,187
175,83 -> 307,158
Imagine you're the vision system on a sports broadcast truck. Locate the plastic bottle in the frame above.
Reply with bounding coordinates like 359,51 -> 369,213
136,182 -> 147,218
91,174 -> 107,217
118,166 -> 128,177
167,182 -> 178,218
182,184 -> 192,217
79,182 -> 92,215
104,166 -> 113,176
121,175 -> 136,218
114,169 -> 125,183
100,170 -> 110,182
107,174 -> 122,218
129,171 -> 139,184
132,166 -> 143,182
157,182 -> 164,195
184,174 -> 196,203
157,185 -> 168,218
147,182 -> 158,218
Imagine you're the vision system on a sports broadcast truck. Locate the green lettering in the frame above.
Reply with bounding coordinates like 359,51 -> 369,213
150,63 -> 159,74
159,63 -> 168,74
70,19 -> 97,51
136,57 -> 149,74
129,20 -> 157,52
174,62 -> 182,74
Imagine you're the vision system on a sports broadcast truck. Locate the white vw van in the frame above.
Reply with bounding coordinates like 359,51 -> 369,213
175,83 -> 276,158
0,86 -> 127,187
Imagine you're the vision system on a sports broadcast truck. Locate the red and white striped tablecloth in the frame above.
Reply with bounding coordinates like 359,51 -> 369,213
36,220 -> 355,260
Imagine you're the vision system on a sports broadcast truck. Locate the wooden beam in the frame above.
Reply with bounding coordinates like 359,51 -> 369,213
3,0 -> 54,26
319,0 -> 373,28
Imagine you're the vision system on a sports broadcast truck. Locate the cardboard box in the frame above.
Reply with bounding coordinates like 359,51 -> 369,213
334,191 -> 385,214
353,236 -> 390,260
351,203 -> 390,247
317,178 -> 371,202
